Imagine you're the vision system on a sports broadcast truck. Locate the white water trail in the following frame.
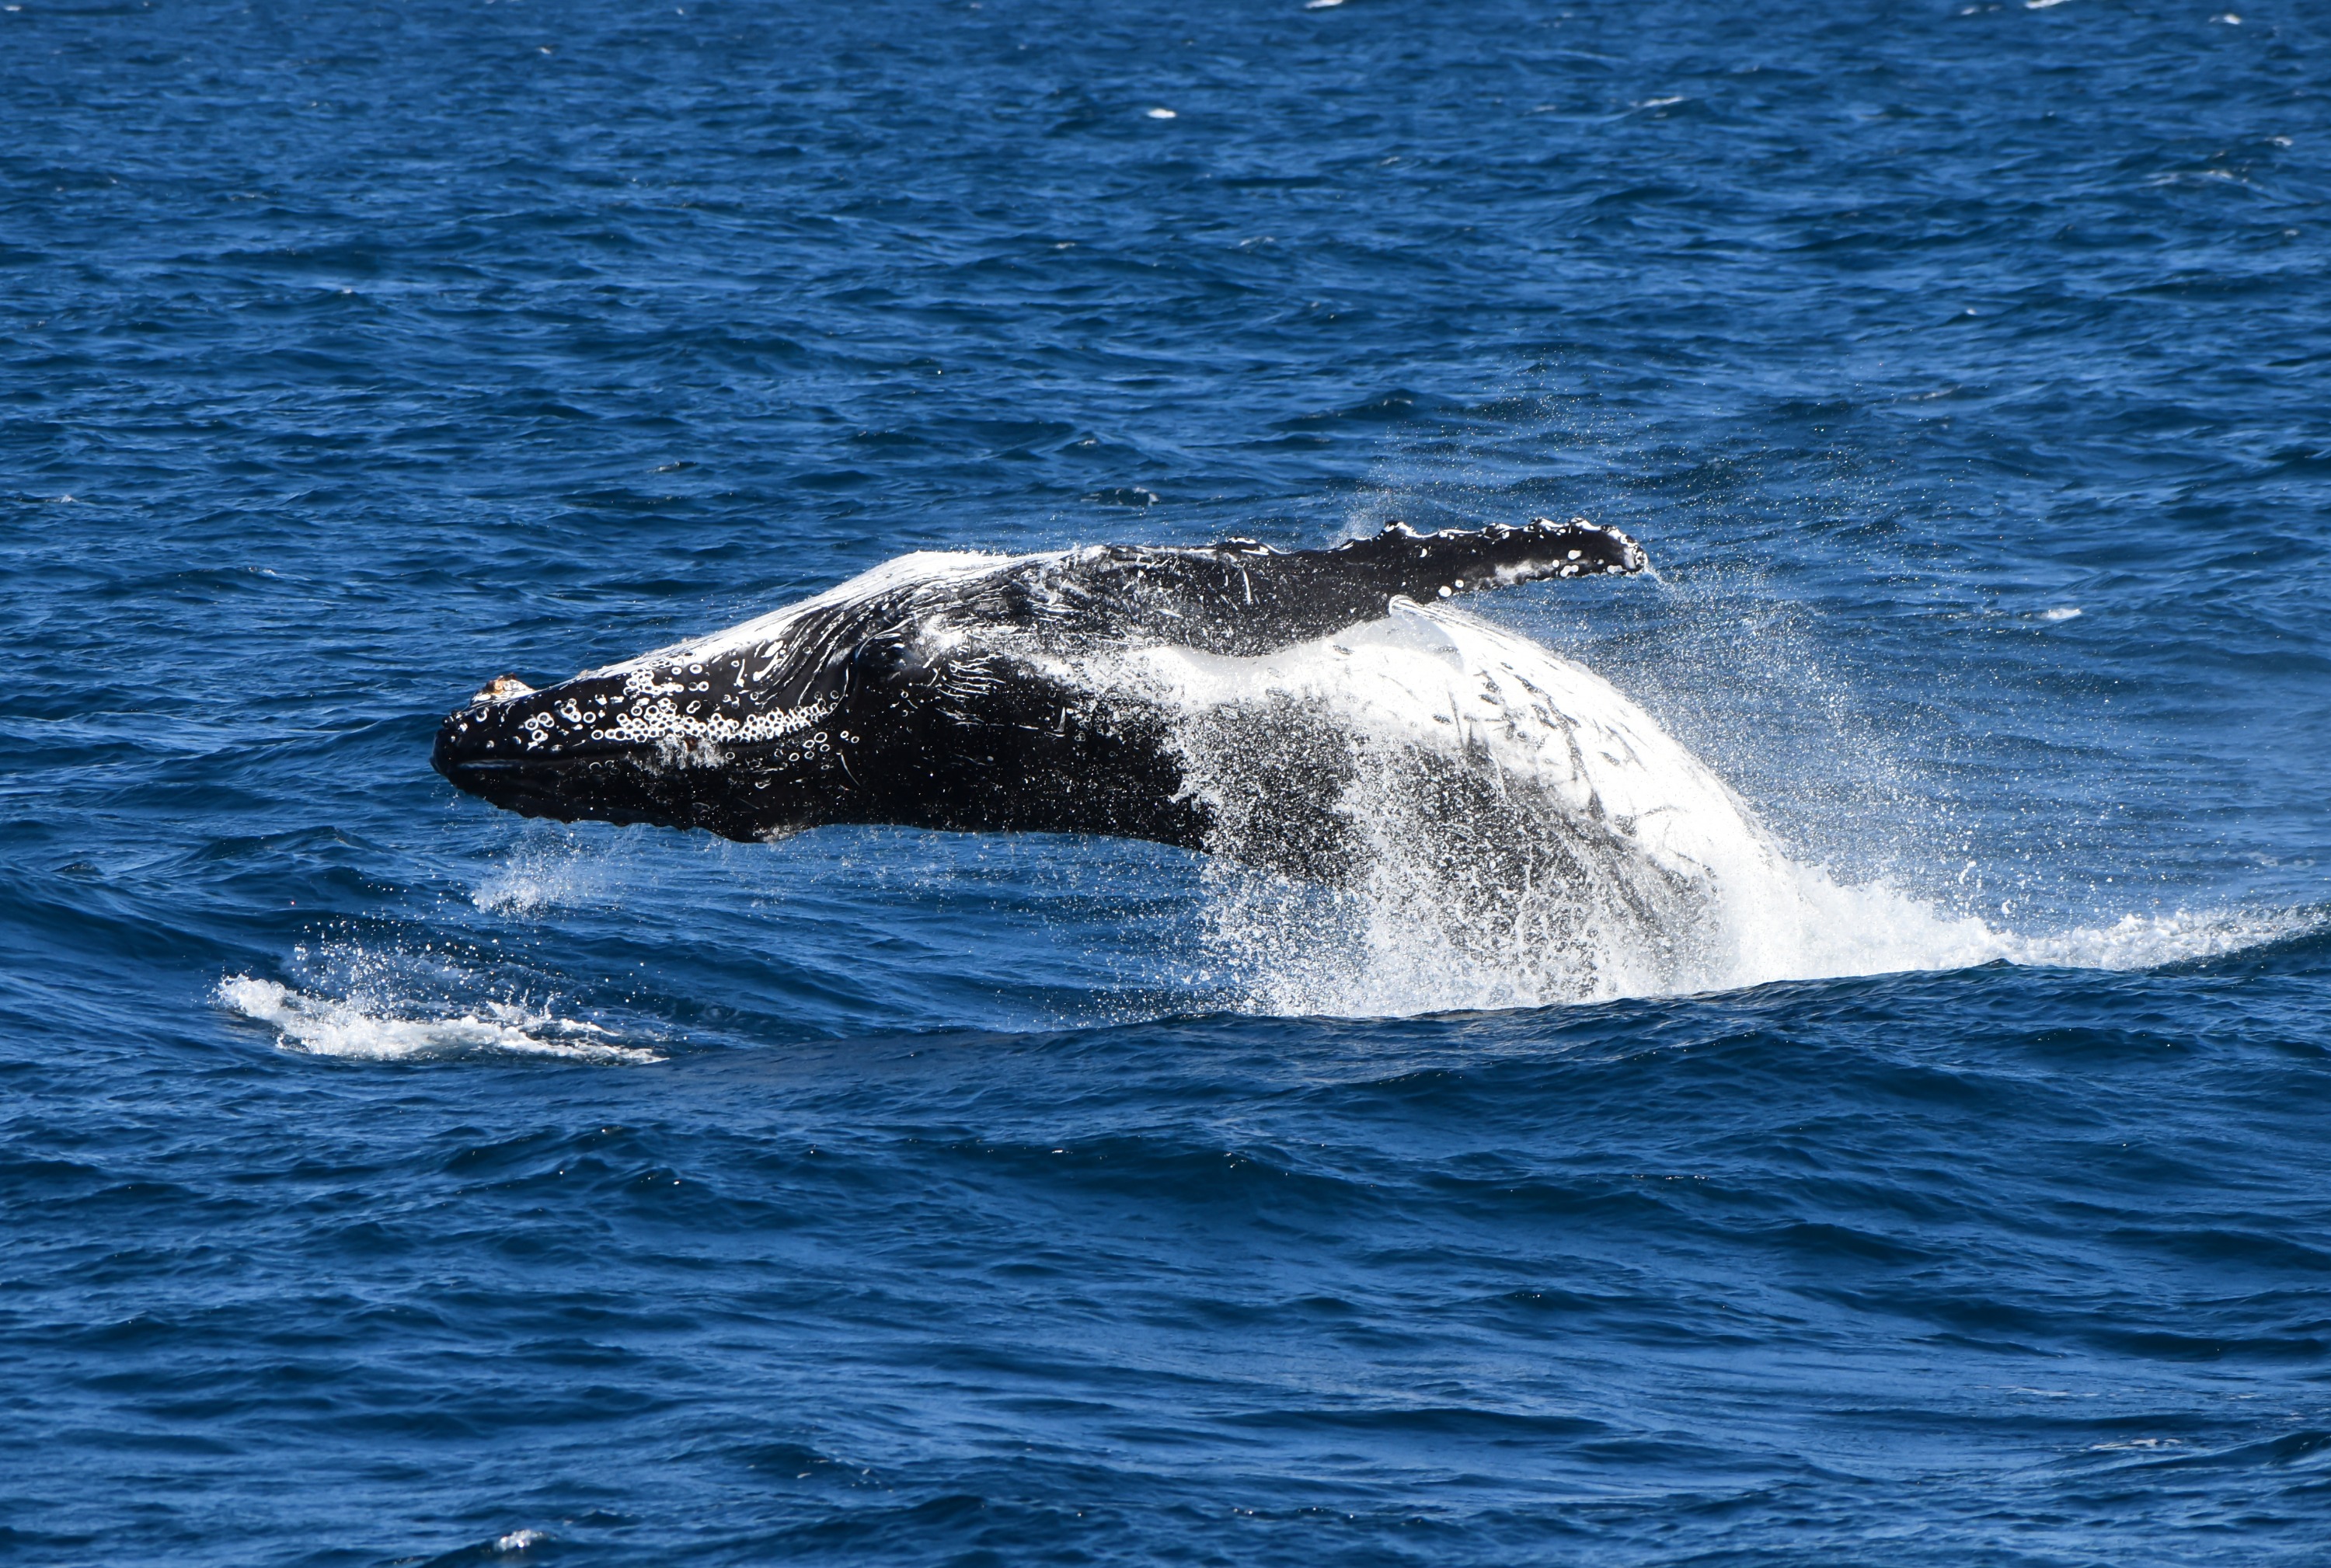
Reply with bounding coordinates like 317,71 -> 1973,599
218,973 -> 657,1063
1097,601 -> 2304,1017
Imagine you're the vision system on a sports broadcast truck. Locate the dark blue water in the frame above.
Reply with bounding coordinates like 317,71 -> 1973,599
6,1 -> 2330,1563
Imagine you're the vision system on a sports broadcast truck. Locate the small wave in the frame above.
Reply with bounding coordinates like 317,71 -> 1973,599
218,977 -> 659,1063
419,1528 -> 552,1567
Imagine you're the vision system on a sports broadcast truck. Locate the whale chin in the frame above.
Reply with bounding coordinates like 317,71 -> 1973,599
430,751 -> 598,825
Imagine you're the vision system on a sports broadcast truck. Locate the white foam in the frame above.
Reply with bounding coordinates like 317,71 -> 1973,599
2038,606 -> 2082,622
1072,602 -> 2306,1016
218,976 -> 658,1063
2001,908 -> 2312,971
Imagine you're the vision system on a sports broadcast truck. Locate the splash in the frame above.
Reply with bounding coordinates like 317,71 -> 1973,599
471,833 -> 629,915
1089,601 -> 2302,1016
217,974 -> 658,1063
1999,909 -> 2316,972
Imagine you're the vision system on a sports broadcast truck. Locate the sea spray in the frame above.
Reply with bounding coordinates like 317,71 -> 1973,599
1096,600 -> 2255,1016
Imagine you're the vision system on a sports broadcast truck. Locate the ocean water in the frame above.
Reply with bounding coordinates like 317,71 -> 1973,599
5,0 -> 2329,1563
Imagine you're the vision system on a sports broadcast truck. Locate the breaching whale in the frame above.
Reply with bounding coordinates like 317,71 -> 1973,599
430,518 -> 1647,867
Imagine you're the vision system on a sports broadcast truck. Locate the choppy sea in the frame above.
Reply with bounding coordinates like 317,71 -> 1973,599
5,2 -> 2329,1563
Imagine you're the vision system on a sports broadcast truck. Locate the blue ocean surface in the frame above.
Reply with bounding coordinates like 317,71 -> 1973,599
5,0 -> 2329,1563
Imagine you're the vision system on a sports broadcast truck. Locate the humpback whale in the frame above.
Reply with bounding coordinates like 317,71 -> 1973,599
432,518 -> 1647,868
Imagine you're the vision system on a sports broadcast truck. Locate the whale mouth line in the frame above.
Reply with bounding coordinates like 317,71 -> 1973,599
436,754 -> 619,777
432,740 -> 764,779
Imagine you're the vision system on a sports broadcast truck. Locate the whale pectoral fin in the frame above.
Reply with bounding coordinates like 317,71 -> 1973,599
1082,518 -> 1649,655
1312,517 -> 1647,600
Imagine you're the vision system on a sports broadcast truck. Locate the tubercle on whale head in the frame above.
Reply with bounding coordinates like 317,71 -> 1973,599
430,671 -> 625,813
430,648 -> 855,841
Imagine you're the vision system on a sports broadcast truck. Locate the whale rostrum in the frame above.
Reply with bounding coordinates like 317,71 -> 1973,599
430,517 -> 1648,855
